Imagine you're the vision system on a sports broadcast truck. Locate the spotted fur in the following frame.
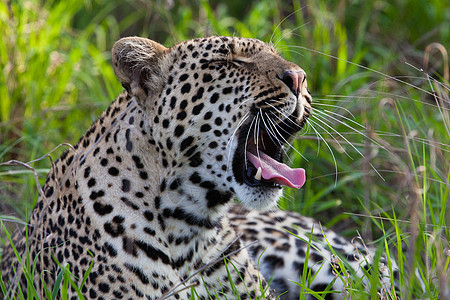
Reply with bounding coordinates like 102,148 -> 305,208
1,36 -> 391,299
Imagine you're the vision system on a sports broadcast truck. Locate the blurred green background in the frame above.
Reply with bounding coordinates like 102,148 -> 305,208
0,0 -> 448,297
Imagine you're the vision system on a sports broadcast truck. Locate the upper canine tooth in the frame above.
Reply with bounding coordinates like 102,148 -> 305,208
255,167 -> 262,181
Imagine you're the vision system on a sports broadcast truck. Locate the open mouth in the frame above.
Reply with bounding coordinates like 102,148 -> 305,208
232,107 -> 307,189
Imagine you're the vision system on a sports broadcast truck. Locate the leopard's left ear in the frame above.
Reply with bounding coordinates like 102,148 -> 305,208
112,37 -> 168,99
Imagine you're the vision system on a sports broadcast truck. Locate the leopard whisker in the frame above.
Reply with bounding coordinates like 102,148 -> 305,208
227,111 -> 250,151
255,111 -> 262,165
266,102 -> 300,129
226,111 -> 250,172
312,110 -> 385,180
311,103 -> 356,119
269,8 -> 305,46
306,119 -> 339,184
276,48 -> 308,59
260,111 -> 293,164
314,107 -> 365,129
266,110 -> 307,154
313,108 -> 387,153
273,23 -> 310,48
244,116 -> 257,170
253,113 -> 259,144
227,112 -> 250,150
307,118 -> 353,159
266,110 -> 300,137
312,112 -> 363,154
267,98 -> 298,109
265,113 -> 308,161
237,98 -> 254,109
259,110 -> 285,150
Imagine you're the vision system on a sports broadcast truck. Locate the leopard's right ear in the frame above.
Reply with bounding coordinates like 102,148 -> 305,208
112,37 -> 168,99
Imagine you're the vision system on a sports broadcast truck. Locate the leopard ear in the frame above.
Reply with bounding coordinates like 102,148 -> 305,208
112,37 -> 168,99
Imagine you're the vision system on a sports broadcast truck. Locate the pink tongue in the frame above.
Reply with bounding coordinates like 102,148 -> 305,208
246,150 -> 306,189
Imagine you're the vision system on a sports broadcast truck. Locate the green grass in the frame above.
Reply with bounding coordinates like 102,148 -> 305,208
1,0 -> 449,299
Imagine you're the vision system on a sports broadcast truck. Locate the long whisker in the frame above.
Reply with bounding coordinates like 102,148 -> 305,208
266,102 -> 300,129
255,112 -> 262,166
317,94 -> 378,99
244,116 -> 257,170
226,111 -> 250,171
265,112 -> 308,161
312,97 -> 370,103
314,107 -> 365,129
312,110 -> 385,180
258,108 -> 280,149
261,112 -> 295,165
237,98 -> 254,109
269,8 -> 305,46
273,22 -> 310,47
227,112 -> 250,151
265,108 -> 300,138
307,118 -> 353,159
277,48 -> 308,59
311,103 -> 356,119
259,110 -> 284,149
306,119 -> 339,184
312,108 -> 387,153
268,107 -> 300,127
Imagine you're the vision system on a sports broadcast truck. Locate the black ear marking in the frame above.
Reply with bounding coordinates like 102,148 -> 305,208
228,43 -> 235,54
122,82 -> 131,94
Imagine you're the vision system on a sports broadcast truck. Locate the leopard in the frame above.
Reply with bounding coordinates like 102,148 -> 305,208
0,36 -> 394,300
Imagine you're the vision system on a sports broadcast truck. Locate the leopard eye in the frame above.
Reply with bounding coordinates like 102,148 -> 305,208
231,60 -> 246,67
209,60 -> 228,70
209,59 -> 245,70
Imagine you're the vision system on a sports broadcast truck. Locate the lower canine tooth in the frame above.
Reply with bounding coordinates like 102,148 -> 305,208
255,167 -> 262,181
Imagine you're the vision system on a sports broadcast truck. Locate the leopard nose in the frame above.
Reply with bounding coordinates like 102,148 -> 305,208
282,70 -> 306,98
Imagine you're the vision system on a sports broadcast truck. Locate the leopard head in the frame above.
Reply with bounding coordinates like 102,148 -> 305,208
112,36 -> 311,211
